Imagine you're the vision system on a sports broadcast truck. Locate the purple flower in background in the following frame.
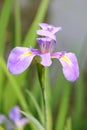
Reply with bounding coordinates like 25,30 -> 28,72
0,106 -> 28,130
7,23 -> 79,82
9,106 -> 28,129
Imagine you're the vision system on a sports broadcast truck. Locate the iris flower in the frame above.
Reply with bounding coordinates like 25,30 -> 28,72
7,23 -> 79,82
9,106 -> 28,129
0,106 -> 28,130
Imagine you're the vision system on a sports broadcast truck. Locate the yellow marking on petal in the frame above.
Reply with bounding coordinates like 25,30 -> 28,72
22,51 -> 32,57
61,55 -> 72,65
20,51 -> 32,59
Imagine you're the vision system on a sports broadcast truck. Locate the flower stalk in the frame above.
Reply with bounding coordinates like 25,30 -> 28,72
37,63 -> 47,130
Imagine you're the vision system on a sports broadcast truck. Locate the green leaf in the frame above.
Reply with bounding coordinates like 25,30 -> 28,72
0,0 -> 13,54
72,74 -> 84,130
0,69 -> 4,111
0,0 -> 12,111
3,82 -> 17,114
23,0 -> 50,47
51,72 -> 65,111
26,90 -> 44,125
21,111 -> 45,130
65,117 -> 72,130
14,0 -> 22,46
0,57 -> 28,112
55,81 -> 71,130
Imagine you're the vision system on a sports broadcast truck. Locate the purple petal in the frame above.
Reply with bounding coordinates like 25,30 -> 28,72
60,53 -> 79,82
52,52 -> 79,82
14,118 -> 28,129
20,118 -> 28,127
9,106 -> 21,122
7,47 -> 35,74
9,106 -> 28,129
37,37 -> 56,53
37,30 -> 56,40
40,53 -> 52,66
37,37 -> 52,44
39,23 -> 62,34
37,38 -> 51,52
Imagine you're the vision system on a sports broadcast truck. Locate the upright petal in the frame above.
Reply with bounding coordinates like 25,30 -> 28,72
52,52 -> 79,82
39,23 -> 62,34
37,37 -> 53,53
37,30 -> 56,40
7,47 -> 35,74
40,53 -> 52,66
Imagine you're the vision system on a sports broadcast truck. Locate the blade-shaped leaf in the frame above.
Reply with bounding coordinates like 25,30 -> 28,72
21,111 -> 45,130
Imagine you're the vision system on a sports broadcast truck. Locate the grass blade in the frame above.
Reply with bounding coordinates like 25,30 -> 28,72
65,117 -> 72,130
26,90 -> 44,125
0,0 -> 12,111
0,0 -> 13,54
14,0 -> 22,46
21,111 -> 45,130
0,57 -> 28,112
55,81 -> 71,130
72,74 -> 84,130
23,0 -> 50,47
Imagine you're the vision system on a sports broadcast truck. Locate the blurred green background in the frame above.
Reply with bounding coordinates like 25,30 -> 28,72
0,0 -> 87,130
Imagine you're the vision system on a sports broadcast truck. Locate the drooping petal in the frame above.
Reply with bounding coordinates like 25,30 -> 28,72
60,53 -> 79,82
40,53 -> 52,66
52,52 -> 79,82
7,47 -> 36,74
39,23 -> 62,34
37,30 -> 56,40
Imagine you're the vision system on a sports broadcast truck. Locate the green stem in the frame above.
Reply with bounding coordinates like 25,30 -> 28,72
41,81 -> 47,130
37,63 -> 48,130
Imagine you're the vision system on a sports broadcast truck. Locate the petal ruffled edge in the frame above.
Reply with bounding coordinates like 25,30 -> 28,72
39,23 -> 62,34
37,30 -> 56,40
